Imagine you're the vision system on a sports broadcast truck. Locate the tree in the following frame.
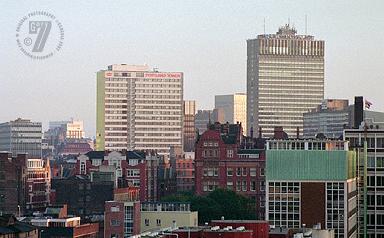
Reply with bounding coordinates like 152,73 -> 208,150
161,189 -> 256,224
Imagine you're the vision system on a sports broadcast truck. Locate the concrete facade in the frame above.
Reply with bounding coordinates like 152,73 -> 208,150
0,118 -> 42,158
247,24 -> 324,137
140,202 -> 198,233
266,139 -> 358,238
96,64 -> 183,158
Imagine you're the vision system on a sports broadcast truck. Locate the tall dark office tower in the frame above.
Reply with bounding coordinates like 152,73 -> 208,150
247,24 -> 325,138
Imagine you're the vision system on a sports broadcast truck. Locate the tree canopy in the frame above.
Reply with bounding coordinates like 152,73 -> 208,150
161,189 -> 256,224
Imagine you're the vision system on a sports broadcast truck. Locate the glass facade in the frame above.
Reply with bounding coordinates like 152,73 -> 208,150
345,129 -> 384,238
267,182 -> 300,228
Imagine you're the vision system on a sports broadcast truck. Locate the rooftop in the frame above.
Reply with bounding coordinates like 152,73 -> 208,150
256,24 -> 315,40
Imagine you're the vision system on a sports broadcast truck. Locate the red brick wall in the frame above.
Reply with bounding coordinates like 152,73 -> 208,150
73,223 -> 99,237
133,201 -> 141,235
211,221 -> 269,238
301,182 -> 325,228
104,201 -> 124,238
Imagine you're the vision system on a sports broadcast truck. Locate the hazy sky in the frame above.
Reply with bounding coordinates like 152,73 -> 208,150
1,0 -> 383,137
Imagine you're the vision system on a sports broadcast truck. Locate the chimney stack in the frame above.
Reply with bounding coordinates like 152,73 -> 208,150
354,96 -> 364,129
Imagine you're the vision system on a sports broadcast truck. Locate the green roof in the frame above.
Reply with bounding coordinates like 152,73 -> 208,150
266,150 -> 356,181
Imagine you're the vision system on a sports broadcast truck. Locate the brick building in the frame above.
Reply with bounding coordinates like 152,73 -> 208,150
210,220 -> 269,238
75,150 -> 161,201
25,158 -> 51,212
0,214 -> 38,238
157,157 -> 177,199
170,146 -> 195,192
51,175 -> 114,217
0,152 -> 27,215
104,187 -> 141,238
195,122 -> 266,219
165,226 -> 254,238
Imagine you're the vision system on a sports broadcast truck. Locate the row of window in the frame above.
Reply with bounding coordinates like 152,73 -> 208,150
227,167 -> 264,177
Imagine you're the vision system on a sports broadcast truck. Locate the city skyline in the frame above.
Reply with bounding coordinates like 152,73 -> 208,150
1,0 -> 384,136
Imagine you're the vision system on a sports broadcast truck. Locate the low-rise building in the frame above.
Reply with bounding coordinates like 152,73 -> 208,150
0,152 -> 27,215
51,175 -> 114,217
22,204 -> 100,238
104,187 -> 141,238
140,202 -> 198,233
210,220 -> 269,238
76,150 -> 161,201
0,214 -> 38,238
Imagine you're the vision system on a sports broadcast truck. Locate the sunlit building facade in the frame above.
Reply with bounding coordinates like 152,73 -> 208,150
183,100 -> 196,152
247,24 -> 324,137
215,93 -> 247,135
96,64 -> 183,158
0,118 -> 42,158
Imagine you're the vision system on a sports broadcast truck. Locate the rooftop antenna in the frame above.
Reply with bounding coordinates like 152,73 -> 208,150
263,17 -> 266,34
288,17 -> 290,25
305,14 -> 308,34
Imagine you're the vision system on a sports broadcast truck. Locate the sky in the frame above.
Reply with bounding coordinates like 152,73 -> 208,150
0,0 -> 383,137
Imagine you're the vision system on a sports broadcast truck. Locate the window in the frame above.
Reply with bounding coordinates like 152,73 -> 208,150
260,181 -> 265,191
111,219 -> 120,226
368,176 -> 375,187
260,168 -> 265,176
204,168 -> 218,177
111,206 -> 120,212
127,169 -> 140,177
156,219 -> 161,226
227,168 -> 233,176
242,168 -> 247,176
250,168 -> 257,176
242,181 -> 247,191
377,157 -> 384,168
377,176 -> 384,187
236,168 -> 241,176
368,156 -> 375,168
236,181 -> 241,191
145,219 -> 149,226
251,181 -> 256,191
227,181 -> 233,190
80,161 -> 86,174
227,149 -> 233,158
203,181 -> 218,191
